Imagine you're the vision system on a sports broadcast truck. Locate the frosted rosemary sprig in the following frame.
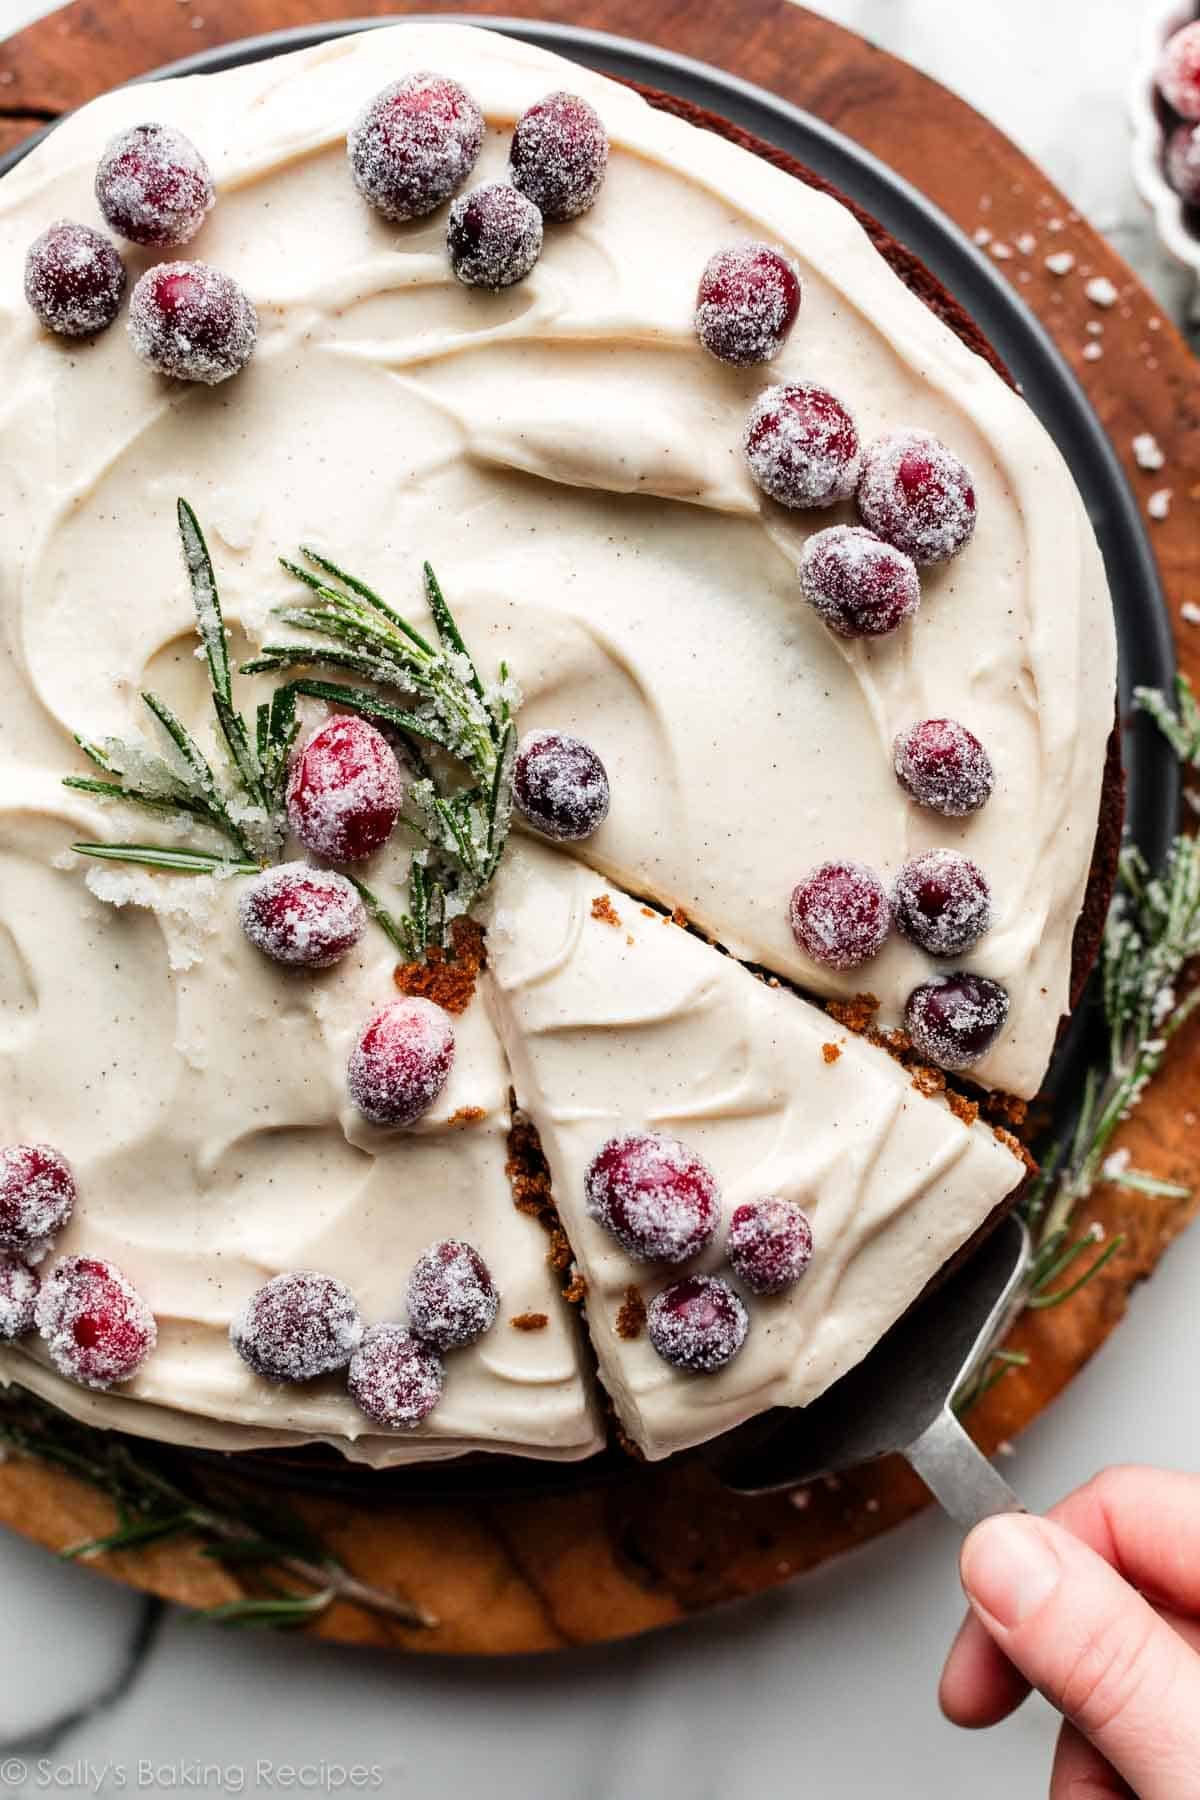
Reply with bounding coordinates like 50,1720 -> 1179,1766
0,1386 -> 434,1632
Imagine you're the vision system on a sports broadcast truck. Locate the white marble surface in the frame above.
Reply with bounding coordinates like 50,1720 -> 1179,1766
1,3 -> 1198,1797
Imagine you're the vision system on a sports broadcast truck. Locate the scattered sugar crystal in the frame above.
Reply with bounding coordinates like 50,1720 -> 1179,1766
1045,251 -> 1075,276
1133,433 -> 1166,471
972,226 -> 992,247
1181,602 -> 1200,624
209,487 -> 260,552
1015,232 -> 1037,255
1085,277 -> 1118,308
1047,217 -> 1064,232
1102,1148 -> 1130,1181
1082,343 -> 1103,362
997,1440 -> 1015,1458
1148,488 -> 1172,521
789,1487 -> 812,1510
989,241 -> 1013,260
51,850 -> 80,871
84,866 -> 222,969
1086,321 -> 1104,336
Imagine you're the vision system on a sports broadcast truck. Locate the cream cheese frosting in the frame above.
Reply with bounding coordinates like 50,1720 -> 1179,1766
0,23 -> 1113,1461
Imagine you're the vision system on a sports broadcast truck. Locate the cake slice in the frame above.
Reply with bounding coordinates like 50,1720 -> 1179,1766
485,845 -> 1027,1460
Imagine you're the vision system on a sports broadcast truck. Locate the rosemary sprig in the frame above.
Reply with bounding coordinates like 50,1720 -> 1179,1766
0,1387 -> 434,1633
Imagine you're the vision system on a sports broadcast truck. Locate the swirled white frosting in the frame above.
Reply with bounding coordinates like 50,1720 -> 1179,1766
0,24 -> 1110,1460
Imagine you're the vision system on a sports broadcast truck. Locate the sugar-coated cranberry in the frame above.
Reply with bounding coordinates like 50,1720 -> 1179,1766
798,525 -> 920,639
286,715 -> 404,863
239,863 -> 366,969
405,1239 -> 498,1349
513,730 -> 610,841
904,972 -> 1010,1070
0,1255 -> 39,1341
348,73 -> 484,222
128,261 -> 257,385
1166,122 -> 1200,206
584,1131 -> 720,1264
1159,22 -> 1200,120
348,997 -> 455,1128
857,429 -> 976,565
725,1198 -> 813,1296
893,851 -> 992,957
695,243 -> 802,366
35,1255 -> 156,1390
231,1271 -> 363,1384
509,91 -> 609,222
893,718 -> 994,817
744,383 -> 861,509
0,1143 -> 76,1260
789,861 -> 891,970
95,122 -> 214,247
647,1274 -> 748,1373
447,181 -> 543,288
348,1324 -> 444,1429
24,221 -> 126,338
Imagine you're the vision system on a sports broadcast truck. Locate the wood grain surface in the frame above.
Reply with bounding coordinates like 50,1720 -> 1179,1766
1,0 -> 1198,1654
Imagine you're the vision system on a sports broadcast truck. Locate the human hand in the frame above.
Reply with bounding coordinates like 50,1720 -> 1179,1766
939,1467 -> 1200,1797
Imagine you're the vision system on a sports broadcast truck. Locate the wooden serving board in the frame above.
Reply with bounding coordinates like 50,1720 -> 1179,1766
1,0 -> 1199,1655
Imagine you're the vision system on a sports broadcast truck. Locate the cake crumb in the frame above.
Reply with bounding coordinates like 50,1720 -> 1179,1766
1132,432 -> 1165,472
911,1063 -> 947,1099
562,1269 -> 587,1305
615,1286 -> 647,1340
640,906 -> 655,918
992,1124 -> 1036,1171
1045,250 -> 1075,276
1085,276 -> 1118,308
626,933 -> 635,946
446,1106 -> 486,1130
945,1089 -> 980,1128
510,1311 -> 549,1332
826,993 -> 880,1035
984,1091 -> 1028,1129
394,916 -> 485,1014
821,1042 -> 842,1065
591,893 -> 621,927
668,905 -> 689,928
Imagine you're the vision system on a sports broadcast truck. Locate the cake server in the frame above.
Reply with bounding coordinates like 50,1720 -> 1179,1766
708,1211 -> 1029,1531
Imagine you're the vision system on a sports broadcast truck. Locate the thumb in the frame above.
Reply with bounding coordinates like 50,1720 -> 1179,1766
960,1512 -> 1200,1799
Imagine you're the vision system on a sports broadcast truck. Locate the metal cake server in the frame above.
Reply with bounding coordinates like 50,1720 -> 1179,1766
708,1212 -> 1030,1530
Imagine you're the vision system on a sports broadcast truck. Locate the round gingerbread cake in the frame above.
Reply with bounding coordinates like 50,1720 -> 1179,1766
0,23 -> 1117,1470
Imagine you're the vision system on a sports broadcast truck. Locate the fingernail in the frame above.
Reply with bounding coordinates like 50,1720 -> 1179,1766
961,1514 -> 1060,1630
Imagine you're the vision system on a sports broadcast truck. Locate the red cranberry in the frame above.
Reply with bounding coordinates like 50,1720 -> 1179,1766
128,261 -> 257,385
348,73 -> 484,222
893,718 -> 994,817
1166,122 -> 1200,206
35,1255 -> 156,1390
798,525 -> 920,638
405,1239 -> 498,1349
286,715 -> 404,863
231,1271 -> 362,1384
0,1255 -> 39,1341
348,997 -> 455,1128
0,1143 -> 76,1259
95,122 -> 214,247
509,91 -> 609,222
239,863 -> 366,969
584,1131 -> 720,1264
695,243 -> 802,365
647,1274 -> 748,1373
1159,22 -> 1200,120
726,1198 -> 813,1296
348,1324 -> 444,1429
904,972 -> 1010,1071
447,181 -> 543,288
744,383 -> 861,509
789,861 -> 891,970
892,851 -> 992,957
513,730 -> 610,841
857,429 -> 976,565
24,221 -> 126,338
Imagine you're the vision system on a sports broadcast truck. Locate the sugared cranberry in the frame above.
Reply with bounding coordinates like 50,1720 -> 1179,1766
1166,122 -> 1200,206
798,525 -> 920,639
789,861 -> 891,970
744,383 -> 861,509
447,181 -> 543,288
405,1239 -> 498,1349
35,1255 -> 156,1390
286,715 -> 404,863
695,243 -> 802,365
647,1274 -> 748,1373
584,1131 -> 720,1264
726,1198 -> 813,1296
24,221 -> 126,338
348,73 -> 484,222
231,1271 -> 362,1384
857,429 -> 976,565
95,122 -> 214,247
513,730 -> 610,841
904,972 -> 1010,1070
893,718 -> 994,817
1158,22 -> 1200,121
509,91 -> 609,222
0,1255 -> 39,1341
348,1324 -> 444,1429
348,997 -> 455,1128
239,863 -> 366,969
893,851 -> 992,958
128,261 -> 257,385
0,1144 -> 76,1260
